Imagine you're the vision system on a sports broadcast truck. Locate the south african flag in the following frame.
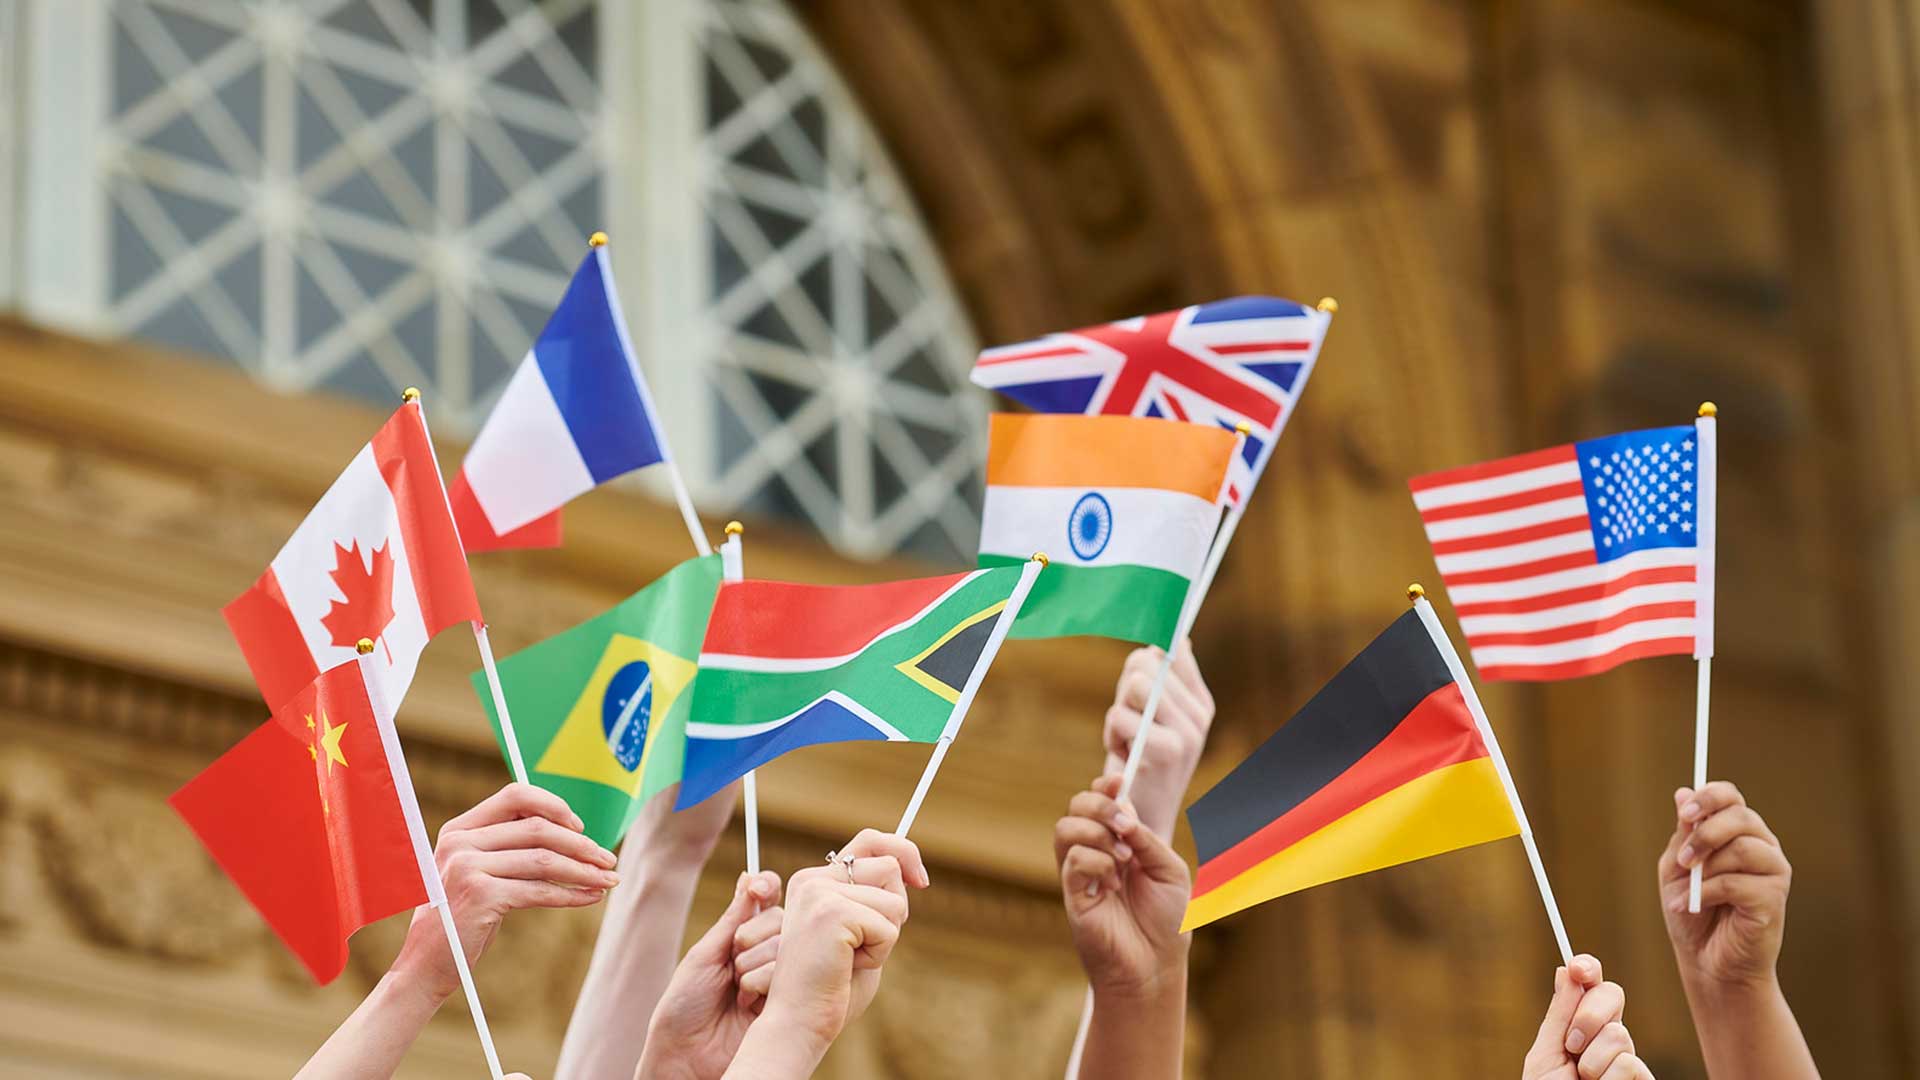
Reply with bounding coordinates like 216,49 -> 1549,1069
675,565 -> 1033,809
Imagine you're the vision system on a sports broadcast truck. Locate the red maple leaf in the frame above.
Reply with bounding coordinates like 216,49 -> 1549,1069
320,539 -> 397,659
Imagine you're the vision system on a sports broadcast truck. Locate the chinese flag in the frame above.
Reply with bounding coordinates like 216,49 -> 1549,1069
170,663 -> 428,984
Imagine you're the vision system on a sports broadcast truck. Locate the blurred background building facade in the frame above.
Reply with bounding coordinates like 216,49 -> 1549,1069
0,0 -> 1913,1076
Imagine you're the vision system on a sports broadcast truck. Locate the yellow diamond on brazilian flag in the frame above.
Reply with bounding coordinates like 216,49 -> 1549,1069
534,634 -> 697,793
474,555 -> 722,847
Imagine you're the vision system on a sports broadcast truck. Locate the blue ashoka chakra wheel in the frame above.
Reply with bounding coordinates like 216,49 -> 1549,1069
1067,492 -> 1114,561
601,660 -> 654,772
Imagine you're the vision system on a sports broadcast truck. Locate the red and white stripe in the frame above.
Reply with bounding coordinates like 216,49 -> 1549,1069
1410,445 -> 1697,681
224,403 -> 481,713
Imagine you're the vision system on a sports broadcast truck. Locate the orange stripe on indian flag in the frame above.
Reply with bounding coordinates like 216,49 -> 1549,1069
986,414 -> 1237,499
1181,756 -> 1519,931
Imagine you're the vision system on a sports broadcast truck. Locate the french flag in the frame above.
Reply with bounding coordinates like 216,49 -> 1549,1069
450,244 -> 671,552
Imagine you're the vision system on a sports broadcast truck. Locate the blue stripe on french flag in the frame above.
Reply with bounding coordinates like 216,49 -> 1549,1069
454,248 -> 667,549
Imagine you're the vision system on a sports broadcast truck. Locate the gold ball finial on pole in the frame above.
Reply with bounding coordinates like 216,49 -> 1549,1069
402,387 -> 421,403
356,638 -> 376,655
1316,297 -> 1339,313
1234,420 -> 1252,435
1698,401 -> 1717,418
724,520 -> 744,537
1407,583 -> 1426,603
1031,551 -> 1050,566
588,231 -> 609,248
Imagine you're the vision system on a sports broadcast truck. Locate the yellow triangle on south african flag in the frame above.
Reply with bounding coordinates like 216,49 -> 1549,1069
533,633 -> 698,794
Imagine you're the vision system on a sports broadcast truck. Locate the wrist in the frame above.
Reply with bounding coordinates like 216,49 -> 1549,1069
1680,965 -> 1783,1011
373,959 -> 452,1019
727,1000 -> 834,1078
1089,944 -> 1189,1009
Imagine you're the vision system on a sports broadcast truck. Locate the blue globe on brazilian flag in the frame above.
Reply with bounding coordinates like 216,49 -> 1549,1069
473,554 -> 721,847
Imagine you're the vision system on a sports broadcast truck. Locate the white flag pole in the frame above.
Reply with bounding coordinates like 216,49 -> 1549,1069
356,641 -> 508,1080
1410,586 -> 1573,965
403,388 -> 531,786
714,521 -> 761,875
1114,427 -> 1248,801
1690,403 -> 1719,913
593,233 -> 712,558
894,555 -> 1047,838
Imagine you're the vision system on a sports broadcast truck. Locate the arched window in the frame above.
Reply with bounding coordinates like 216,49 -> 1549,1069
11,0 -> 985,563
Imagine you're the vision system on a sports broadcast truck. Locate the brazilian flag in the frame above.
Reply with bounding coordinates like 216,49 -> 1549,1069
474,554 -> 721,847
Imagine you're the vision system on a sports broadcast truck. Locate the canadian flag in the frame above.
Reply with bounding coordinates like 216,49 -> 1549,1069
224,402 -> 481,715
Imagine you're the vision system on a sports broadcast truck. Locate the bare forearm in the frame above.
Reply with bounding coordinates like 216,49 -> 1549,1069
555,852 -> 710,1079
296,968 -> 445,1079
1683,975 -> 1820,1080
720,1009 -> 830,1080
1077,977 -> 1187,1080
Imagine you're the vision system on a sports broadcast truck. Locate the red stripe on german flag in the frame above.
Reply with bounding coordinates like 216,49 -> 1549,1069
1181,610 -> 1520,931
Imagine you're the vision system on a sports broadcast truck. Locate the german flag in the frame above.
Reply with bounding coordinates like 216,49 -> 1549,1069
1182,609 -> 1520,930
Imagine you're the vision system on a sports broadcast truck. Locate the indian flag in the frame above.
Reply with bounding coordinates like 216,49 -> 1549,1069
979,413 -> 1237,647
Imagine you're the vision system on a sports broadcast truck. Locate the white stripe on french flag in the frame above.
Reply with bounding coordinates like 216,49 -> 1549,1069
452,247 -> 668,552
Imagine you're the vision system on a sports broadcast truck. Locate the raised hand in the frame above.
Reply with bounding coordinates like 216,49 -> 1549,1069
391,782 -> 617,1003
634,870 -> 783,1080
723,831 -> 927,1078
1522,956 -> 1650,1080
1055,775 -> 1191,999
1102,639 -> 1215,838
1659,781 -> 1792,987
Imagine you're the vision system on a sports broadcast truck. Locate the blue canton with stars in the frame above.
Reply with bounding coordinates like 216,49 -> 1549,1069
1575,425 -> 1700,561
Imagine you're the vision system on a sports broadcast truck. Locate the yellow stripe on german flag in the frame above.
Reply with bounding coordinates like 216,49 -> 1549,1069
1181,610 -> 1519,931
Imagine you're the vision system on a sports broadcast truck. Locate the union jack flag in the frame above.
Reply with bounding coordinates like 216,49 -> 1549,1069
970,296 -> 1331,503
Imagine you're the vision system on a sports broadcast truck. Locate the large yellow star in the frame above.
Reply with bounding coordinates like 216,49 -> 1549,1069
304,710 -> 349,814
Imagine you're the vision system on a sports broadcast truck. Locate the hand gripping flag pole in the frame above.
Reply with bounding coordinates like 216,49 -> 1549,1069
894,554 -> 1048,839
1690,402 -> 1719,913
717,521 -> 761,875
355,639 -> 508,1080
405,387 -> 530,785
1410,584 -> 1574,965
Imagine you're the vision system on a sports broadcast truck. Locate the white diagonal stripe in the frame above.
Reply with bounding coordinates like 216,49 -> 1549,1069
698,572 -> 986,672
685,690 -> 909,742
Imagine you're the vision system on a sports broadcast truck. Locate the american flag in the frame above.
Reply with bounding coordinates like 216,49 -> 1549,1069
970,296 -> 1331,504
1410,423 -> 1715,681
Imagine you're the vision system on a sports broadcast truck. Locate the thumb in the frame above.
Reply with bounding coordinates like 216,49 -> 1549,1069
1524,966 -> 1584,1068
1112,811 -> 1187,887
686,872 -> 766,965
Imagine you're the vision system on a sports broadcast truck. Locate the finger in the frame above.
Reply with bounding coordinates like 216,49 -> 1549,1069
463,848 -> 622,890
1114,663 -> 1154,713
1679,871 -> 1785,915
440,782 -> 583,838
1565,981 -> 1625,1055
734,903 -> 784,956
1062,844 -> 1121,900
734,931 -> 781,975
1092,773 -> 1124,800
831,893 -> 903,970
1696,835 -> 1790,882
1577,1022 -> 1635,1080
1567,954 -> 1603,988
744,869 -> 783,908
1104,706 -> 1199,772
1108,809 -> 1188,888
1054,815 -> 1127,872
494,879 -> 608,911
1067,789 -> 1126,831
1170,638 -> 1214,715
454,816 -> 617,869
1679,806 -> 1777,869
685,872 -> 765,964
1525,966 -> 1587,1066
846,853 -> 907,898
738,960 -> 775,1001
837,830 -> 930,888
1677,780 -> 1746,826
1657,814 -> 1690,884
1599,1053 -> 1653,1080
821,880 -> 910,928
